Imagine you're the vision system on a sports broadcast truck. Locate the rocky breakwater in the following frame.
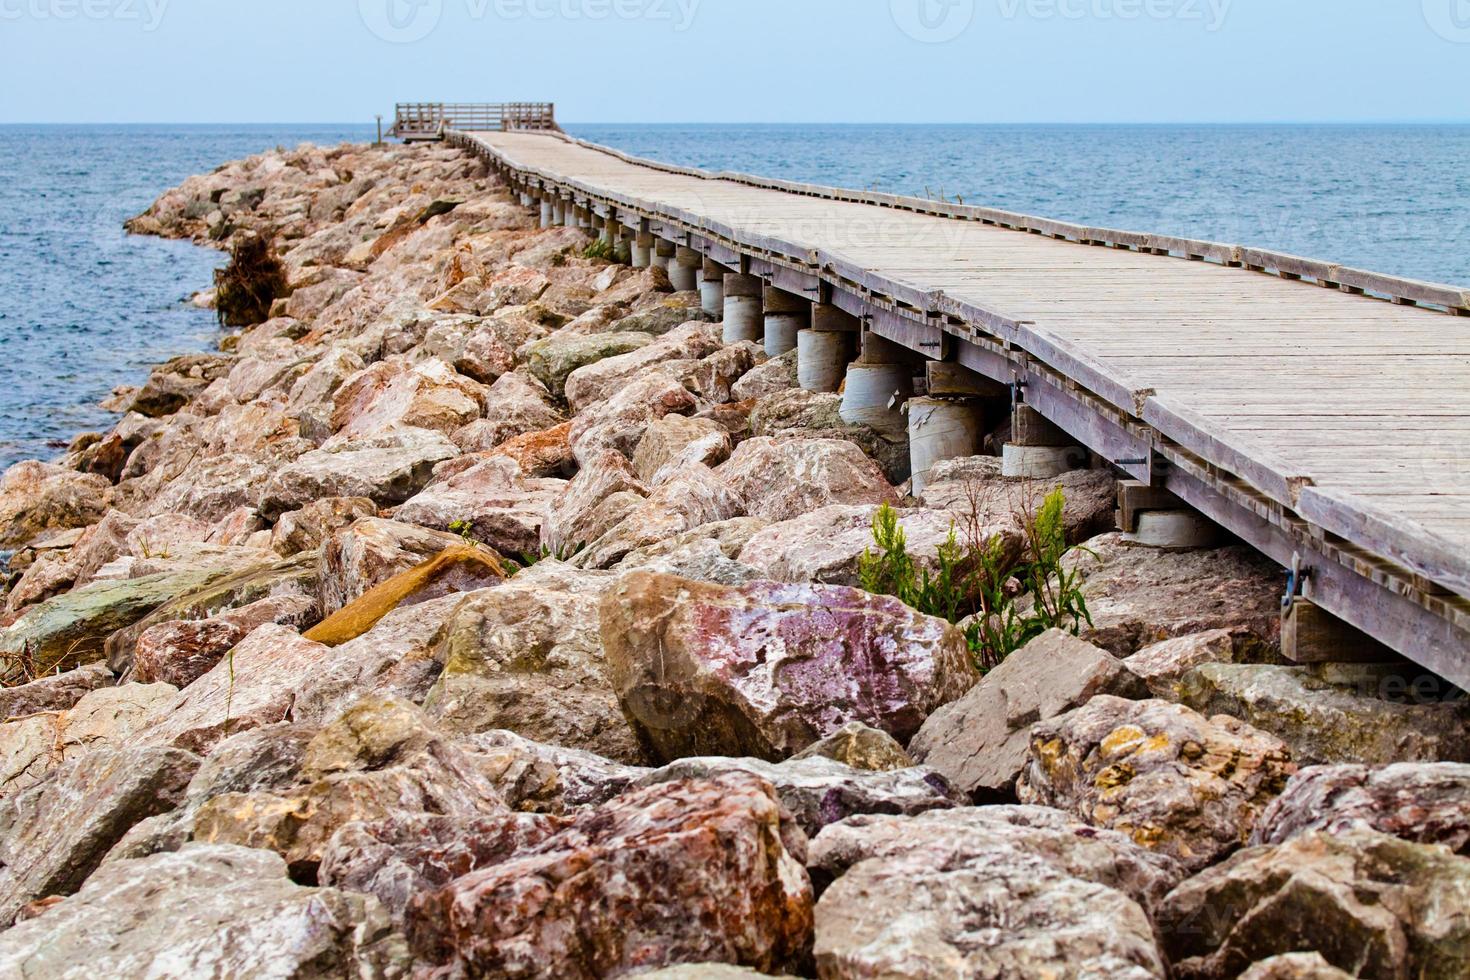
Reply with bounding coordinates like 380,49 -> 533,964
0,138 -> 1465,978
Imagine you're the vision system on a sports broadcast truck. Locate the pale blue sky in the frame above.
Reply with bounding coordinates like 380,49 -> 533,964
2,0 -> 1467,123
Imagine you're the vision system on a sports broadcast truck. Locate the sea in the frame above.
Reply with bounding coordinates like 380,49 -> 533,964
2,122 -> 1467,471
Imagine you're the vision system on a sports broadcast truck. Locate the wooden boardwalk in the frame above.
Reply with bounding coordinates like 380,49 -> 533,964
452,128 -> 1470,684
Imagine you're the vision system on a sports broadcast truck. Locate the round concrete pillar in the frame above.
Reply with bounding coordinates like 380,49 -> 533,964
841,362 -> 914,436
908,398 -> 985,498
765,287 -> 809,357
670,246 -> 701,292
722,274 -> 763,344
797,329 -> 850,393
539,200 -> 554,229
652,240 -> 675,272
1001,444 -> 1085,479
631,231 -> 654,269
551,199 -> 566,226
1126,510 -> 1222,549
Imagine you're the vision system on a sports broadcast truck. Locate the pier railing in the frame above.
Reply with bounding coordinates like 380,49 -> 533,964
391,103 -> 559,140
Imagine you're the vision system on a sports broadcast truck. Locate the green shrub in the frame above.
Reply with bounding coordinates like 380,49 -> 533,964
858,487 -> 1093,672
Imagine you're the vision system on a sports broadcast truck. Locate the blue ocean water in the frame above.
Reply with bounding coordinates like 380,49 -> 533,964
2,123 -> 1467,472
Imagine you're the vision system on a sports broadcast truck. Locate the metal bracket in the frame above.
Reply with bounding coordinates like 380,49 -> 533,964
1282,552 -> 1314,611
1010,375 -> 1029,409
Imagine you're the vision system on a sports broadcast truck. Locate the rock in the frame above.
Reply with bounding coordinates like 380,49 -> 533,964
0,662 -> 113,721
258,427 -> 459,519
575,463 -> 745,570
485,420 -> 575,477
330,357 -> 486,440
0,565 -> 229,679
736,503 -> 1018,587
0,461 -> 112,549
682,341 -> 761,405
271,496 -> 379,556
0,845 -> 410,977
317,517 -> 473,616
1126,629 -> 1239,699
718,437 -> 898,523
1157,829 -> 1470,979
190,698 -> 542,878
1252,762 -> 1470,855
424,565 -> 647,764
748,389 -> 911,485
126,353 -> 232,416
568,370 -> 699,465
636,756 -> 961,836
1238,954 -> 1356,980
469,728 -> 650,809
731,350 -> 798,402
809,804 -> 1186,911
1017,696 -> 1297,871
617,516 -> 770,569
142,625 -> 331,753
601,572 -> 979,762
132,618 -> 249,689
1056,532 -> 1284,656
525,330 -> 653,397
792,722 -> 914,772
813,833 -> 1167,979
319,811 -> 567,925
620,537 -> 765,587
540,450 -> 648,558
0,746 -> 200,923
407,772 -> 814,979
393,456 -> 564,557
564,321 -> 723,413
607,302 -> 711,337
921,458 -> 1120,544
1178,663 -> 1470,766
910,629 -> 1149,802
451,369 -> 566,451
632,414 -> 733,483
0,683 -> 179,800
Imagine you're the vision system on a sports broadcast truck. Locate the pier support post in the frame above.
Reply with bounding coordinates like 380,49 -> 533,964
631,230 -> 653,269
840,332 -> 914,436
652,239 -> 675,272
908,398 -> 986,498
722,274 -> 763,344
1002,405 -> 1086,479
700,259 -> 727,316
1283,599 -> 1398,665
671,246 -> 701,292
551,198 -> 566,227
797,303 -> 857,392
1116,479 -> 1222,548
539,200 -> 554,229
764,288 -> 810,358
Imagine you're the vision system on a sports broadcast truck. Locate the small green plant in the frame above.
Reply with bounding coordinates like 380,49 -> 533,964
858,485 -> 1093,672
448,520 -> 476,545
581,237 -> 616,261
517,542 -> 586,569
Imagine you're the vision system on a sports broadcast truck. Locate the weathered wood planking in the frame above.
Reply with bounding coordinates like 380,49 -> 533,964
454,128 -> 1470,680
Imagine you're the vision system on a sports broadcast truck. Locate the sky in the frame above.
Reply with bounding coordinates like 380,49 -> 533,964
1,0 -> 1468,124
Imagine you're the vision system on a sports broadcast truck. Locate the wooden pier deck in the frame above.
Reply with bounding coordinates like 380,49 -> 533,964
450,128 -> 1470,685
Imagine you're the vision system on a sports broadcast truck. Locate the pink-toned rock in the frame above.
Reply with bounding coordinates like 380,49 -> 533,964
450,370 -> 566,452
257,427 -> 459,520
132,594 -> 318,689
682,342 -> 761,404
394,456 -> 565,558
316,517 -> 478,616
717,437 -> 899,523
601,572 -> 980,763
330,358 -> 486,439
575,464 -> 745,570
406,772 -> 814,979
540,451 -> 649,558
142,625 -> 331,753
568,371 -> 698,465
632,414 -> 733,484
484,421 -> 574,478
564,321 -> 723,413
270,496 -> 379,556
0,462 -> 112,549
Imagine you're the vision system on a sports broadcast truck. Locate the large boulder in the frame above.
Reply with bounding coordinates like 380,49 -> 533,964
632,414 -> 733,483
451,369 -> 566,452
568,370 -> 698,465
813,828 -> 1168,979
601,572 -> 979,763
393,456 -> 564,558
634,756 -> 962,837
1125,629 -> 1241,700
539,450 -> 648,558
1157,829 -> 1470,979
792,722 -> 915,772
1178,663 -> 1470,766
406,773 -> 814,979
717,437 -> 898,523
0,845 -> 410,977
1017,696 -> 1297,871
330,357 -> 485,440
525,330 -> 654,398
131,593 -> 318,689
257,427 -> 459,519
564,321 -> 723,413
316,516 -> 474,616
270,495 -> 379,556
909,629 -> 1148,802
1056,532 -> 1284,656
1253,762 -> 1470,855
0,746 -> 200,924
574,463 -> 745,570
424,564 -> 646,764
0,662 -> 113,721
921,455 -> 1119,544
747,389 -> 910,485
0,461 -> 112,549
736,503 -> 1018,588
